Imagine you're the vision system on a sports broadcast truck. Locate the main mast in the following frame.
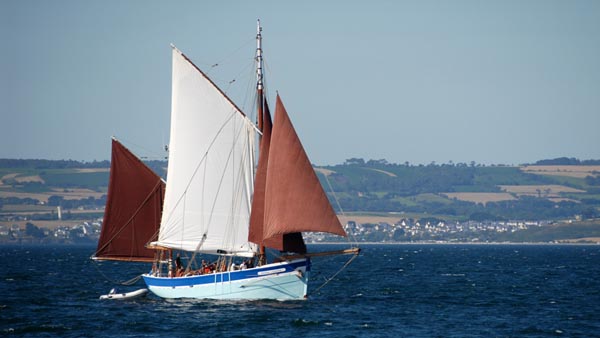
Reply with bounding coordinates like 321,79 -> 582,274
256,19 -> 266,265
248,19 -> 359,266
256,19 -> 264,131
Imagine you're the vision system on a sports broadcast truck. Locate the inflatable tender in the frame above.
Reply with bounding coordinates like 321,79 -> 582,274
100,288 -> 148,300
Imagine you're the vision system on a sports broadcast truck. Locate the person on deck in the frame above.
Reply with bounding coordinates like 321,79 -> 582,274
175,255 -> 184,277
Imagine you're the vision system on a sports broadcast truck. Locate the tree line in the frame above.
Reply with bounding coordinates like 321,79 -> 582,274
320,158 -> 600,221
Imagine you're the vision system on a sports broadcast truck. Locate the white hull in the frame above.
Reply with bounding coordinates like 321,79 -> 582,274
142,258 -> 310,300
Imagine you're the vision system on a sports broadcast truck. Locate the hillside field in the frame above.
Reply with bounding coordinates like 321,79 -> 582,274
521,165 -> 600,178
2,159 -> 599,226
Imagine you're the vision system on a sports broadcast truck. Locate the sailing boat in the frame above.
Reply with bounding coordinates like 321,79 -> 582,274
96,21 -> 359,300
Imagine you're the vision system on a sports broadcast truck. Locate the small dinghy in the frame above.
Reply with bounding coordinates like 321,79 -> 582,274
99,288 -> 148,300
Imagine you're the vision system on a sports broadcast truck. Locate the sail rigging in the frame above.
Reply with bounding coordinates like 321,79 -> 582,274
94,138 -> 165,262
153,47 -> 257,256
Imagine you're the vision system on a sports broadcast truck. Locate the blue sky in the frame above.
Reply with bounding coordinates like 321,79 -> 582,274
2,1 -> 599,165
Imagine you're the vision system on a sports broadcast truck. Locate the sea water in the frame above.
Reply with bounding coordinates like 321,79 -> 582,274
1,244 -> 599,337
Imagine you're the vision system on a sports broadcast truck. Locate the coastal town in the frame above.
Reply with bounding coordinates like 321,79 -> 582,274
1,213 -> 590,245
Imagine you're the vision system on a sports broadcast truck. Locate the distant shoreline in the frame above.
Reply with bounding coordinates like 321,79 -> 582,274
2,239 -> 598,247
310,241 -> 600,246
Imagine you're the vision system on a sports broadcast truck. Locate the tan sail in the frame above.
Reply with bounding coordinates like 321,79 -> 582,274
262,95 -> 347,241
94,138 -> 165,262
248,100 -> 306,253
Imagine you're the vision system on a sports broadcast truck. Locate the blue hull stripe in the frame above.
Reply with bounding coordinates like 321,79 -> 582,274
143,259 -> 310,288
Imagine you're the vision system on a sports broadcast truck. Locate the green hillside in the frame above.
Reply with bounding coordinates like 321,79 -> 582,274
0,159 -> 165,218
318,158 -> 600,222
1,158 -> 599,223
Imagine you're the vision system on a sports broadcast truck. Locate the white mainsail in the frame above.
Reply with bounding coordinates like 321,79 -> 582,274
154,46 -> 257,256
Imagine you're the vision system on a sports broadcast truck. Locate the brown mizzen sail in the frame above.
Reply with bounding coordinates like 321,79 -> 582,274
261,95 -> 346,243
249,100 -> 307,253
94,139 -> 165,262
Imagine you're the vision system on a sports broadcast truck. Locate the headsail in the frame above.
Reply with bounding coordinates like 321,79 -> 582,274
153,46 -> 257,256
248,100 -> 307,253
94,138 -> 165,262
261,95 -> 347,243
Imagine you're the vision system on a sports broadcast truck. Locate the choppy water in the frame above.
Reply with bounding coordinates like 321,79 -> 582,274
1,244 -> 599,337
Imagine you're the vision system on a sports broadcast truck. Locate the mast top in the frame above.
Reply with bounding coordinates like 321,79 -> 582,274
256,19 -> 264,92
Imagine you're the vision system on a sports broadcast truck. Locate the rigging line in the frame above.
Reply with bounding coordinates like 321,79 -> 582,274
223,60 -> 253,95
188,233 -> 208,271
223,79 -> 235,94
195,159 -> 208,254
235,63 -> 259,119
174,46 -> 260,134
90,259 -> 143,286
204,37 -> 254,75
144,184 -> 164,248
199,112 -> 251,253
308,251 -> 360,296
322,171 -> 359,245
180,109 -> 252,257
160,111 -> 240,228
261,58 -> 272,99
222,131 -> 254,253
230,60 -> 255,87
323,171 -> 344,216
184,159 -> 208,269
226,121 -> 248,242
117,137 -> 166,160
239,57 -> 258,95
